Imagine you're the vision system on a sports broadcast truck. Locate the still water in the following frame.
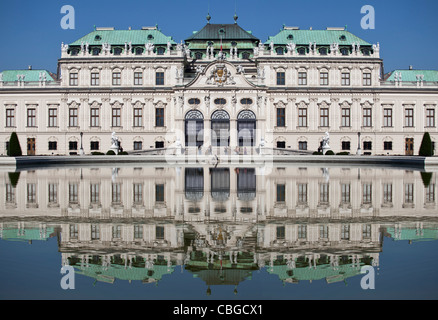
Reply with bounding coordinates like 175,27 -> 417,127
0,164 -> 437,300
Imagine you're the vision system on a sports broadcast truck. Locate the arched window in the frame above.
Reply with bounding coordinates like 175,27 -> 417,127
113,47 -> 123,56
185,110 -> 204,147
211,110 -> 230,147
237,110 -> 256,147
241,51 -> 250,59
135,47 -> 143,55
297,47 -> 306,55
195,52 -> 203,60
156,47 -> 165,55
276,47 -> 284,55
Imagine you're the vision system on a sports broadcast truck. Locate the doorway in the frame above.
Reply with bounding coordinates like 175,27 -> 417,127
405,138 -> 414,156
27,138 -> 36,156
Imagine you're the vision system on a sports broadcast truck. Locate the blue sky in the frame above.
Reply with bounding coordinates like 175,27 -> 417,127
0,0 -> 437,74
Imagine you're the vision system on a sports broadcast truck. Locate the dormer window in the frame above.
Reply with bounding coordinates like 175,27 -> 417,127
362,49 -> 370,56
287,34 -> 294,40
70,48 -> 79,56
339,35 -> 347,41
94,35 -> 102,41
113,47 -> 122,56
156,47 -> 165,55
195,52 -> 203,60
92,48 -> 100,56
319,47 -> 328,55
135,47 -> 143,55
241,51 -> 250,59
340,48 -> 349,56
147,34 -> 154,40
297,47 -> 306,55
276,47 -> 284,55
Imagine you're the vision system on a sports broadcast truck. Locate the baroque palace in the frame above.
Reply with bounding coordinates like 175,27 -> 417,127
0,15 -> 438,156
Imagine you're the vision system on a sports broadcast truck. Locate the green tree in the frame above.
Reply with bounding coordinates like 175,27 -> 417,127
7,132 -> 22,157
419,132 -> 433,157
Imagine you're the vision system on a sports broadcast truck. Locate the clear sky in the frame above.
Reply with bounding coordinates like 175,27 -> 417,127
0,0 -> 437,75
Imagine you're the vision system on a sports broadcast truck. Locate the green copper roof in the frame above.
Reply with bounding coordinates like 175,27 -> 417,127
266,28 -> 372,46
386,70 -> 438,82
0,227 -> 55,241
70,28 -> 176,46
0,69 -> 55,82
185,23 -> 259,42
387,226 -> 438,241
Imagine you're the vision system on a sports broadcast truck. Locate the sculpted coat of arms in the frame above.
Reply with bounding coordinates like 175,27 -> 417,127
206,62 -> 236,86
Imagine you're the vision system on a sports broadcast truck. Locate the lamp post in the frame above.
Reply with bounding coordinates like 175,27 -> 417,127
80,132 -> 84,155
356,132 -> 362,156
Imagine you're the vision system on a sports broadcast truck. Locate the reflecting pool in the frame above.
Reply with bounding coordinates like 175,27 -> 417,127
0,164 -> 437,300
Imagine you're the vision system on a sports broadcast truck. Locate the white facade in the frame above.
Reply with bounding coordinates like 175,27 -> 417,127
0,24 -> 437,156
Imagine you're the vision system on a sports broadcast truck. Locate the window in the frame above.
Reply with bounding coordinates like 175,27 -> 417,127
6,109 -> 15,127
363,108 -> 372,127
113,47 -> 122,56
405,108 -> 414,127
92,48 -> 100,56
133,184 -> 143,204
298,108 -> 307,127
276,108 -> 285,127
48,141 -> 57,150
188,98 -> 201,105
363,224 -> 372,239
111,183 -> 121,203
383,108 -> 393,127
155,184 -> 165,202
363,73 -> 372,86
277,141 -> 286,148
156,226 -> 165,240
155,141 -> 164,148
155,108 -> 164,127
363,141 -> 372,151
404,183 -> 414,204
156,72 -> 164,85
298,141 -> 307,150
383,183 -> 392,203
134,72 -> 143,85
319,183 -> 329,203
298,225 -> 307,239
298,183 -> 307,203
276,47 -> 284,55
69,108 -> 78,127
69,141 -> 78,150
426,184 -> 435,203
90,108 -> 99,127
90,184 -> 100,204
48,108 -> 57,127
27,183 -> 36,204
319,47 -> 328,55
384,141 -> 392,151
214,98 -> 226,105
277,72 -> 285,85
298,72 -> 307,85
91,225 -> 100,240
426,109 -> 435,127
133,108 -> 143,127
69,73 -> 78,86
363,183 -> 372,204
297,47 -> 306,55
319,225 -> 329,239
112,225 -> 122,239
276,226 -> 285,240
240,98 -> 253,105
276,184 -> 285,202
112,72 -> 121,86
341,184 -> 351,203
90,72 -> 99,86
90,141 -> 99,151
135,47 -> 143,55
340,48 -> 349,56
341,72 -> 350,86
112,108 -> 121,127
241,52 -> 250,59
320,72 -> 329,86
341,108 -> 350,127
27,108 -> 36,127
48,184 -> 58,204
69,183 -> 78,203
133,141 -> 142,150
342,141 -> 351,151
320,108 -> 329,127
341,224 -> 350,240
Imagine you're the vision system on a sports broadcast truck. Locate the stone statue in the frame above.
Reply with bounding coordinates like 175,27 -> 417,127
322,131 -> 330,148
195,65 -> 205,74
111,132 -> 119,149
253,46 -> 259,56
61,42 -> 69,53
0,73 -> 3,82
286,42 -> 295,53
236,65 -> 244,74
167,41 -> 172,51
204,95 -> 210,108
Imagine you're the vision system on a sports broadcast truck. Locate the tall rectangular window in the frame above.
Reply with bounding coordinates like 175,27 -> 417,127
112,183 -> 121,203
276,108 -> 285,127
112,108 -> 121,127
363,73 -> 372,86
319,183 -> 329,203
298,72 -> 307,85
156,72 -> 164,85
298,108 -> 307,127
112,72 -> 121,86
383,108 -> 393,127
383,183 -> 392,203
298,141 -> 307,150
90,72 -> 99,86
69,108 -> 78,127
342,141 -> 350,151
90,141 -> 99,151
69,183 -> 78,204
362,183 -> 372,204
133,108 -> 143,127
341,72 -> 350,86
90,108 -> 99,127
27,108 -> 36,127
48,184 -> 57,204
426,184 -> 435,203
48,108 -> 57,127
320,72 -> 329,86
27,183 -> 36,204
298,183 -> 307,204
426,109 -> 435,127
404,183 -> 414,204
133,141 -> 142,150
133,183 -> 143,204
341,183 -> 351,203
276,184 -> 285,202
320,108 -> 329,127
134,72 -> 143,85
276,72 -> 285,85
155,184 -> 165,202
6,109 -> 15,127
363,108 -> 372,127
405,108 -> 414,127
341,108 -> 350,127
91,225 -> 100,240
155,108 -> 164,127
69,73 -> 78,86
48,141 -> 57,150
90,183 -> 100,204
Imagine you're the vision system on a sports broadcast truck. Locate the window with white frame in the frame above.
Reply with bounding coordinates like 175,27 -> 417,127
90,72 -> 99,86
48,108 -> 58,127
6,108 -> 15,127
298,72 -> 307,85
320,72 -> 329,86
112,108 -> 121,127
341,108 -> 350,127
363,72 -> 372,86
405,108 -> 414,127
112,72 -> 121,86
383,108 -> 393,127
69,108 -> 78,127
90,108 -> 99,127
426,108 -> 435,127
363,108 -> 372,127
341,72 -> 350,86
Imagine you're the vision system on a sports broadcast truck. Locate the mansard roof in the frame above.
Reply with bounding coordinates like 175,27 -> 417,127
69,27 -> 176,46
185,23 -> 259,42
266,26 -> 372,46
0,69 -> 55,82
385,69 -> 438,82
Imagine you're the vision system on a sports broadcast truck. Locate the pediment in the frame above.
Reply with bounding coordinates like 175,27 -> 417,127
185,60 -> 257,89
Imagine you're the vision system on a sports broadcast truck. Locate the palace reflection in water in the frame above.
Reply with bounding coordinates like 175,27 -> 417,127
0,165 -> 437,293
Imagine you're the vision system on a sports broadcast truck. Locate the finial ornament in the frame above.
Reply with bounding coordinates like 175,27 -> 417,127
234,14 -> 238,23
206,13 -> 211,24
